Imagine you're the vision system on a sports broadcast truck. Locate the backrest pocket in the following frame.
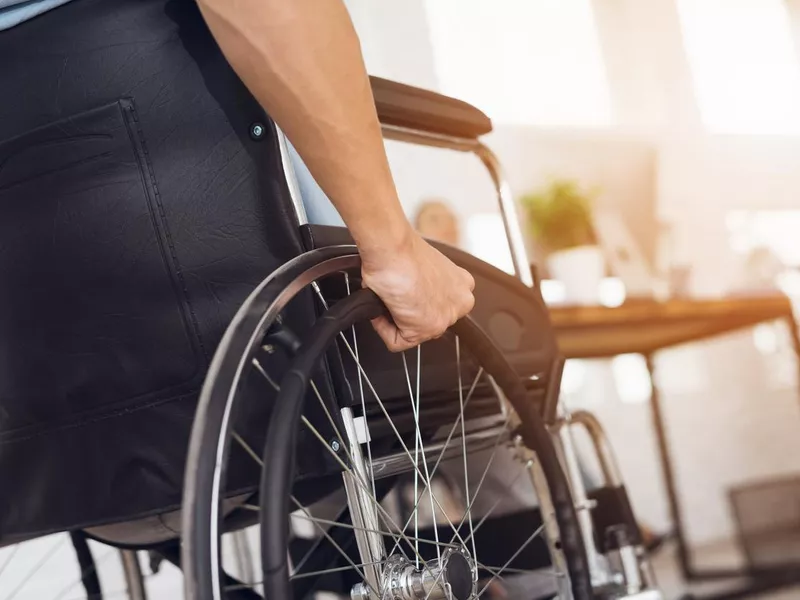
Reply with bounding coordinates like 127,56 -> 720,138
0,99 -> 203,439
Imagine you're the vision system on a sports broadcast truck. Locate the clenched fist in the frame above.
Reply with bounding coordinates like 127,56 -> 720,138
361,233 -> 475,352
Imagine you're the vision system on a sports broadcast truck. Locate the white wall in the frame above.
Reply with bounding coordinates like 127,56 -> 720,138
346,0 -> 800,546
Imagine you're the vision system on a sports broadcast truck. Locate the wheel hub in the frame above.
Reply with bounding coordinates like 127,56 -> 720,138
351,550 -> 476,600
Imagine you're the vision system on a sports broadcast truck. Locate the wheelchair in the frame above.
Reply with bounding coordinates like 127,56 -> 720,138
0,63 -> 662,599
176,77 -> 663,600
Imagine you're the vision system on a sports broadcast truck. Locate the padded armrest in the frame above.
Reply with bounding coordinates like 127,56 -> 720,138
370,76 -> 492,139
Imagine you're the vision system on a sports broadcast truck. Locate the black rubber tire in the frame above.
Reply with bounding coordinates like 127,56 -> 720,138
182,247 -> 361,600
260,289 -> 593,600
182,248 -> 592,600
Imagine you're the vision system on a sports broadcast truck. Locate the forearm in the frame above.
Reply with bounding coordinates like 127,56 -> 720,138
197,0 -> 412,257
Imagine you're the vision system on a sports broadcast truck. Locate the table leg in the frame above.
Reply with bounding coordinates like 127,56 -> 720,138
645,353 -> 692,579
644,333 -> 800,596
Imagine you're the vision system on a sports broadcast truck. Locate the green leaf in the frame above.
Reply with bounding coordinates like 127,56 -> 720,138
520,178 -> 597,253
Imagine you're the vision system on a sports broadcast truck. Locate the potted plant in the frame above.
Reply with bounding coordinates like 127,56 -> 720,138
521,179 -> 605,304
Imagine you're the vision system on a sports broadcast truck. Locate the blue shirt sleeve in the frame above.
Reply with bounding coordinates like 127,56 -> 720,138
285,139 -> 345,228
0,0 -> 75,31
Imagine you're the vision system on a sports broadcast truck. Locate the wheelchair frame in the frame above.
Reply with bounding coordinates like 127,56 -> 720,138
312,77 -> 663,600
0,72 -> 660,600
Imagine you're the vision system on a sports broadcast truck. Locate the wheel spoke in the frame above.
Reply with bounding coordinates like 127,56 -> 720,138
300,415 -> 426,567
4,536 -> 67,600
342,337 -> 471,547
308,276 -> 556,599
252,357 -> 280,391
50,548 -> 116,600
447,408 -> 515,547
0,545 -> 20,581
476,524 -> 546,597
407,351 -> 420,568
313,282 -> 471,548
288,497 -> 381,599
306,378 -> 401,566
290,558 -> 386,581
456,336 -> 478,563
476,561 -> 506,584
289,499 -> 459,550
477,562 -> 550,577
344,273 -> 377,503
462,462 -> 529,548
287,497 -> 358,579
403,349 -> 442,566
386,368 -> 483,558
232,432 -> 263,467
287,503 -> 344,580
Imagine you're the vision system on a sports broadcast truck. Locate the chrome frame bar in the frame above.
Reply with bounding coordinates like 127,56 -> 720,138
552,415 -> 612,588
120,550 -> 147,600
513,437 -> 573,599
276,126 -> 310,227
381,124 -> 533,287
569,410 -> 624,488
567,411 -> 661,592
341,407 -> 385,597
369,423 -> 510,481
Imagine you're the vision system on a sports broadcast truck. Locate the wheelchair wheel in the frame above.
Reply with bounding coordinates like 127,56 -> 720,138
182,247 -> 592,600
0,533 -> 147,599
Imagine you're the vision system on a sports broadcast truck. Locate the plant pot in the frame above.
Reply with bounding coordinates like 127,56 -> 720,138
546,245 -> 605,305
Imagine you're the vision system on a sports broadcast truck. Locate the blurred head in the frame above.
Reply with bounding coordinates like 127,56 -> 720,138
414,199 -> 460,246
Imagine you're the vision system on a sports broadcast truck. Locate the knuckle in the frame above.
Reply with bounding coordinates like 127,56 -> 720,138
464,292 -> 476,312
461,268 -> 475,288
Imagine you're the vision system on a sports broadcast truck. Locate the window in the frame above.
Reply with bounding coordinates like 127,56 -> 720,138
424,0 -> 611,127
677,0 -> 800,134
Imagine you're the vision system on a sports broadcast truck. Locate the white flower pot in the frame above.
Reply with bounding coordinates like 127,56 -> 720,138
546,245 -> 606,305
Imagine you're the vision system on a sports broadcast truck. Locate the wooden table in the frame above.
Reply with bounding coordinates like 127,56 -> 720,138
551,295 -> 795,359
549,295 -> 800,599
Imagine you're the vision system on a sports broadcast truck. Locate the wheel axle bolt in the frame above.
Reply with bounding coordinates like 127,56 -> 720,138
330,440 -> 341,452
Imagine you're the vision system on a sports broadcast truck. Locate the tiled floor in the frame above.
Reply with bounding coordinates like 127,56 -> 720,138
650,538 -> 800,599
5,531 -> 800,599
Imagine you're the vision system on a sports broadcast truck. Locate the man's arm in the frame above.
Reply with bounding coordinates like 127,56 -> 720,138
197,0 -> 474,351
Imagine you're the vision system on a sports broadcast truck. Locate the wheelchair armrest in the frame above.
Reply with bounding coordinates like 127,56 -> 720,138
370,76 -> 493,139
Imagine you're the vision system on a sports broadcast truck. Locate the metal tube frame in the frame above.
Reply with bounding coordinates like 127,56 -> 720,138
120,549 -> 148,600
380,124 -> 533,287
340,406 -> 386,598
513,436 -> 574,600
566,411 -> 661,594
369,423 -> 509,480
569,410 -> 624,488
551,415 -> 612,589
